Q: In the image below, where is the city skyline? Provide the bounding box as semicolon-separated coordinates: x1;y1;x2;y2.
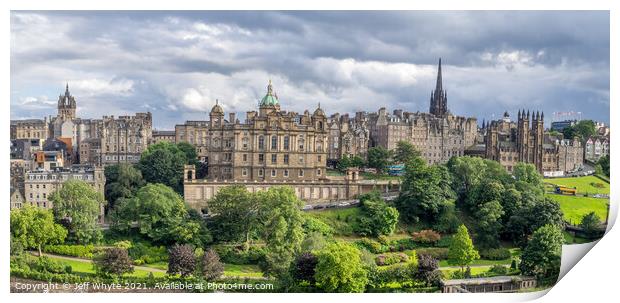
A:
11;11;610;129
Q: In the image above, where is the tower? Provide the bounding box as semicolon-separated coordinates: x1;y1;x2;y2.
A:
57;83;77;120
517;109;530;162
531;111;544;172
209;99;224;127
429;58;448;117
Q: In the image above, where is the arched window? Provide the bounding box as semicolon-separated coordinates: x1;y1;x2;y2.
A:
283;136;290;150
271;135;278;150
258;136;264;150
299;138;305;151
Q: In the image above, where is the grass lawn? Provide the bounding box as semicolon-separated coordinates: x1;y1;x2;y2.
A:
140;261;168;271
439;258;512;267
326;169;345;176
43;255;166;278
360;172;402;181
548;194;609;225
306;207;362;236
223;263;264;278
545;176;609;195
440;266;496;278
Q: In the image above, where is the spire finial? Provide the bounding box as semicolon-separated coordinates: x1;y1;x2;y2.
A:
65;82;70;95
267;79;273;95
435;58;443;93
318;102;321;109
216;99;219;105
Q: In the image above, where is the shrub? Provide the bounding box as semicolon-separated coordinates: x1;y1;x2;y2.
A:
113;240;133;250
449;270;465;279
33;256;66;274
94;247;134;277
43;244;95;259
489;264;508;275
415;254;441;287
303;217;334;236
65;265;73;274
479;248;511;260
355;238;386;254
168;244;196;278
213;245;266;265
375;252;409;266
411;230;441;245
416;248;449;260
128;242;168;264
201;249;224;281
377;235;390;245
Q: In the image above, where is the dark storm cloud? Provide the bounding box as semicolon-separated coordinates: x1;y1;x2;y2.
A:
10;11;609;128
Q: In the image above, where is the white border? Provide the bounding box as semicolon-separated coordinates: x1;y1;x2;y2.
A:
1;1;617;303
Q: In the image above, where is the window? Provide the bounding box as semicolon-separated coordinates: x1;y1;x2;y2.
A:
242;168;248;176
299;170;304;177
243;154;248;162
271;169;276;177
284;136;290;150
299;155;304;164
271;154;277;164
284;154;289;164
258;136;265;150
242;137;249;149
284;169;289;177
318;155;322;162
271;136;278;150
317;169;322;176
299;138;305;151
258;154;264;163
258;169;264;177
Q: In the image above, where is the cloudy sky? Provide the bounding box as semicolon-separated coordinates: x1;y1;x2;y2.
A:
11;11;609;129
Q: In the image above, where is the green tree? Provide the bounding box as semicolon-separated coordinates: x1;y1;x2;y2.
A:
111;183;210;246
137;142;187;194
177;141;198;165
355;199;399;237
104;163;145;211
93;247;134;277
336;155;352;172
580;212;602;238
519;224;563;283
395;156;452;224
257;186;305;278
563;120;596;142
10;206;67;256
207;185;260;248
367;146;392;173
598;155;610;177
50;180;105;244
350;155;365;168
393;140;420;164
314;242;368;293
448;225;480;273
506;197;564;246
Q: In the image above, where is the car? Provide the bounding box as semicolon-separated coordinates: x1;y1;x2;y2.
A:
337;202;351;207
302;205;314;210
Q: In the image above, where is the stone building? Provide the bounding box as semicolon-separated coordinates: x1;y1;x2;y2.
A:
98;113;152;165
485;110;583;174
326;113;370;166
366;59;477;165
176;81;328;182
23;165;105;219
10;118;48;142
42;84;153;166
151;130;177;144
585;137;609;162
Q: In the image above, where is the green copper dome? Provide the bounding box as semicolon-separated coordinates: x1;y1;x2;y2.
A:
259;80;280;107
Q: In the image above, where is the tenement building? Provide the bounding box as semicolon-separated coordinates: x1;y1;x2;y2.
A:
10;118;49;143
366;59;478;164
326;113;370;166
176;81;328;181
23;165;105;220
43;84;153;165
485;110;583;175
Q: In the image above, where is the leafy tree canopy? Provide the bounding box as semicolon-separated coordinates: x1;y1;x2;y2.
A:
314;241;368;293
50;179;105;244
10;206;67;256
